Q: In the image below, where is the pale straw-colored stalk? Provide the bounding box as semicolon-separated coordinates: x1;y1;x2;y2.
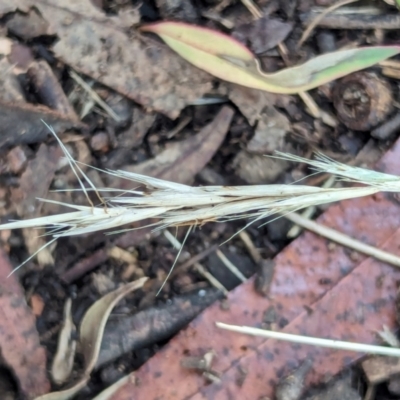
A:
216;322;400;357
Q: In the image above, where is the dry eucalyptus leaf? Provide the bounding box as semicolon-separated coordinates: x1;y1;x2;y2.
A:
2;0;212;119
51;299;76;385
114;106;234;187
80;277;148;374
34;277;147;400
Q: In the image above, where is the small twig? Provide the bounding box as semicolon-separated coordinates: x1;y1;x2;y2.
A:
301;9;400;30
69;70;121;122
163;230;228;294
239;230;261;264
297;91;337;127
364;384;377;400
284;212;400;269
166;116;192;139
215;249;247;282
170;244;220;278
216;322;400;357
298;0;359;48
240;0;263;19
193;262;229;296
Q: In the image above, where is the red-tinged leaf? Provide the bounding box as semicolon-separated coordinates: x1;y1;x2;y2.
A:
141;21;400;93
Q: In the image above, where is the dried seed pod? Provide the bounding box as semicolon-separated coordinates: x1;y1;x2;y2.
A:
332;72;393;131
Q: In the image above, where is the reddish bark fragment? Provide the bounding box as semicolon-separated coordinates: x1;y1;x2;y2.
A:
0;248;50;398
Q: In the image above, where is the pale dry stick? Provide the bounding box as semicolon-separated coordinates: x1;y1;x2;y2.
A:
379;59;400;69
157;227;192;295
310;5;383;15
68;81;96;120
284;212;400;268
216;322;400;357
107;246;137;264
192;262;229;296
364;384;377;400
163;229;185;251
166;115;192;139
201;10;235;29
170;244;220;279
240;0;262;18
298;0;360;48
287;175;336;238
69;70;121;122
80;98;96;119
163;230;229;295
238;230;261;264
215;249;247;282
379;59;400;80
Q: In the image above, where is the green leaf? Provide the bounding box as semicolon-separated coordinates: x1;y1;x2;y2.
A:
141;21;400;94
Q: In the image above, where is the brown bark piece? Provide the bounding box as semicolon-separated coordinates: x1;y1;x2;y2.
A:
11;144;62;217
0;101;83;149
116;106;235;186
232;16;293;54
108;138;400;399
0;248;50;398
27;61;78;119
7;0;212;119
10;144;62;265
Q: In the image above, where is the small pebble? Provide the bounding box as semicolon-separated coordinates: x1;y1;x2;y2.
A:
90;132;110;152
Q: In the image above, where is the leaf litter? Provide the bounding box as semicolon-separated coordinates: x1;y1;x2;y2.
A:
0;39;82;150
109;106;235;188
0;2;398;398
2;126;400;398
35;277;147;400
0;0;212;119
